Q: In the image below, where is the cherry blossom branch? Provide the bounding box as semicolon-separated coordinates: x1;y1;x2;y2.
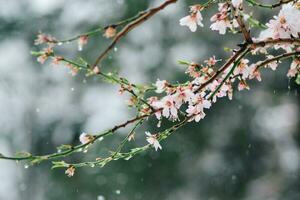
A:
253;38;300;47
92;0;177;68
31;51;152;106
208;49;251;99
255;51;300;71
2;0;300;177
36;10;150;46
8;35;300;168
195;45;249;93
0;112;154;163
54;115;190;171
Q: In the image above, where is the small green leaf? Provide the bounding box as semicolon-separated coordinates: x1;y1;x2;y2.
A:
51;161;69;169
30;51;44;56
224;47;232;52
177;60;190;66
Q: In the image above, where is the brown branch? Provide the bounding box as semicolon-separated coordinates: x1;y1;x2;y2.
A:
255;51;300;71
93;0;177;68
194;45;248;93
194;38;300;93
253;38;300;47
233;7;252;43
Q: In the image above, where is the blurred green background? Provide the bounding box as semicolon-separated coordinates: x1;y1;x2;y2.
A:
0;0;299;200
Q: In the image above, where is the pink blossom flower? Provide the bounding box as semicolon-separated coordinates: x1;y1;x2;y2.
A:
37;54;48;64
65;166;75;177
204;56;219;66
249;64;262;81
145;132;162;151
173;86;195;107
36;47;53;64
52;56;64;65
186;104;206;122
34;32;56;45
68;65;79;76
152;95;178;120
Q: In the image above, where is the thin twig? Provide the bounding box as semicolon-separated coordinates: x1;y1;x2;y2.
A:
245;0;295;9
93;0;177;68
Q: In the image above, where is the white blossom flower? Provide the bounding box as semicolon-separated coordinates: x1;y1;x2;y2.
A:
186;104;206;122
152;95;178;120
155;79;167;93
172;86;195;108
238;81;250;91
145;132;162;151
93;66;100;74
233;59;251;79
287;58;300;77
266;55;280;71
79;132;93;144
180;10;203;32
191;92;211;109
231;0;243;8
210;3;238;34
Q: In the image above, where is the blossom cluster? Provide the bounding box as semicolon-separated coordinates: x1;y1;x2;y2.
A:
257;4;300;41
180;2;239;34
139;2;300;151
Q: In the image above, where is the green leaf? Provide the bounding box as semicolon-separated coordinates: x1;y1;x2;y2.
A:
51;161;69;169
30;51;44;56
177;60;190;66
224;47;232;52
